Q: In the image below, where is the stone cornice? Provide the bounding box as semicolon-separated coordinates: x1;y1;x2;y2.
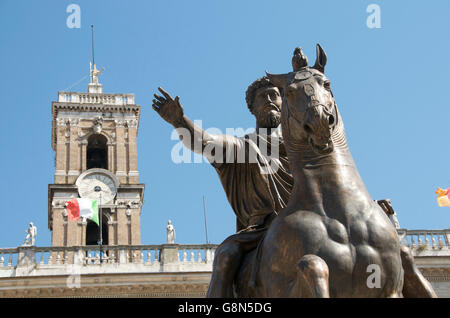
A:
51;102;141;150
53;102;141;113
0;272;211;298
48;184;77;230
48;183;146;230
418;267;450;281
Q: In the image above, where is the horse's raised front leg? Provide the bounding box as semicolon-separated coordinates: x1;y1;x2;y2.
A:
291;254;330;298
400;245;437;298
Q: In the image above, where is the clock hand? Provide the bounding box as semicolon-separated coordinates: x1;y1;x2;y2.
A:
85;189;96;195
83;188;100;197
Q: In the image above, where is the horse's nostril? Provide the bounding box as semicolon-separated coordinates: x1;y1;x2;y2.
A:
328;115;335;126
304;124;313;134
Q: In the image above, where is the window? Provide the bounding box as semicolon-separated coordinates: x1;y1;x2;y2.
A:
87;134;108;169
85;209;109;246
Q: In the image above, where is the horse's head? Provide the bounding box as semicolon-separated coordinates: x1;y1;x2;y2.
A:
267;44;338;155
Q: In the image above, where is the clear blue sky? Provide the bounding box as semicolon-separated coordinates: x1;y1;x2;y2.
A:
0;0;449;248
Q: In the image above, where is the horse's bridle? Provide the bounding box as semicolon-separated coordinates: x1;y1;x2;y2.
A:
284;70;336;130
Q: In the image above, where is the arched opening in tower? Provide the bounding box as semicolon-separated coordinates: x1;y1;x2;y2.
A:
85;211;109;246
87;134;108;169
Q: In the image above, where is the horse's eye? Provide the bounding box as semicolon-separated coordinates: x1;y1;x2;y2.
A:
324;81;331;90
286;85;296;96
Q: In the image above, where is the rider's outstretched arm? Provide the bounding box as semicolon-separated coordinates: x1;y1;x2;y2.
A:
152;87;238;166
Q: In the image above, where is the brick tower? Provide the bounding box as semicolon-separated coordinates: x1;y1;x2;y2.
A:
48;64;145;247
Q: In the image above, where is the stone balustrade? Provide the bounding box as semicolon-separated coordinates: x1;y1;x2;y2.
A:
0;244;218;278
397;229;450;256
1;229;448;278
57;91;135;105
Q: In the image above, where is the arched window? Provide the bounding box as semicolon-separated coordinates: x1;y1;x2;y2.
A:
85;210;109;246
87;134;108;169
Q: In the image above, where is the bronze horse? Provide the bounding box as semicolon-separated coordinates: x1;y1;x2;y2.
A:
234;45;435;297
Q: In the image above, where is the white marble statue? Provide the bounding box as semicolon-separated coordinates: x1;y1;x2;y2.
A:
90;63;104;85
23;222;37;246
166;220;175;244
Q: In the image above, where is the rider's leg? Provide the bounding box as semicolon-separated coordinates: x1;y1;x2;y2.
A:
293;254;330;298
400;245;437;298
207;238;243;297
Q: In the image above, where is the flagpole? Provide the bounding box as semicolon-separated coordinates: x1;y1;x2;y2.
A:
91;25;95;83
94;186;103;263
202;196;209;245
100;192;102;263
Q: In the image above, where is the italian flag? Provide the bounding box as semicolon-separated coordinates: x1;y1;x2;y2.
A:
66;198;99;225
435;187;450;207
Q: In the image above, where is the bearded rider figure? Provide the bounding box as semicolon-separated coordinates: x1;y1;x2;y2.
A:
152;76;293;297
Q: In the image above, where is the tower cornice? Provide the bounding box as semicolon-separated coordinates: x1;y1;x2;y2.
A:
51;99;141;151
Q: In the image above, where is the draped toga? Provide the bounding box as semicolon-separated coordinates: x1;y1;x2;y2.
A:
208;126;293;231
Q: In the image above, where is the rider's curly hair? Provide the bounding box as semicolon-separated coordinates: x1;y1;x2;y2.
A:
245;76;282;114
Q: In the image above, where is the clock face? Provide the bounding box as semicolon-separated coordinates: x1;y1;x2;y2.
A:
78;173;117;204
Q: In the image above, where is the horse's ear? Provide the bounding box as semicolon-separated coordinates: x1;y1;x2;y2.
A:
312;43;327;73
265;71;290;88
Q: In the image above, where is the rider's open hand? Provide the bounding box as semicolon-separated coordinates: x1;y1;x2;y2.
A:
152;87;184;126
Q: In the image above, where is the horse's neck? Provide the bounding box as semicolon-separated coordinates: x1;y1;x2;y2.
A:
286;137;374;219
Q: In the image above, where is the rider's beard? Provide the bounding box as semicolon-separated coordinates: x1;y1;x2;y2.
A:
257;110;281;129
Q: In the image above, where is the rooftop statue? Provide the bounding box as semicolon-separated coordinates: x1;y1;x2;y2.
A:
89;63;104;85
23;222;37;246
166;220;175;244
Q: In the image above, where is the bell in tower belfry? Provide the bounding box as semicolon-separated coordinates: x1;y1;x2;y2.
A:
48;57;145;248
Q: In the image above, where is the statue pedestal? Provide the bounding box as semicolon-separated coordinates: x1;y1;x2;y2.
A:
88;83;103;94
15;246;36;276
160;244;179;264
17;246;35;267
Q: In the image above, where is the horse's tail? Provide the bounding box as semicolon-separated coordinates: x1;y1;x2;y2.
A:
290;254;330;297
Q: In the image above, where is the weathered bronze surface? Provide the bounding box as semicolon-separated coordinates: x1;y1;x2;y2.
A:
232;44;436;297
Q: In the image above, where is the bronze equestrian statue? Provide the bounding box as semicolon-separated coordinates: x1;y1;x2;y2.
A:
232;44;436;297
152;44;435;297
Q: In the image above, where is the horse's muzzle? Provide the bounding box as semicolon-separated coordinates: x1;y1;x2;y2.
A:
303;104;335;153
304;104;334;136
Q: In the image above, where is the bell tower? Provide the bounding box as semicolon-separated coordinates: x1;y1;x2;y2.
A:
48;64;145;247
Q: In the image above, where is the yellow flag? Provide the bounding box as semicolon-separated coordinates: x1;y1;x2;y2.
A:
436;187;450;207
